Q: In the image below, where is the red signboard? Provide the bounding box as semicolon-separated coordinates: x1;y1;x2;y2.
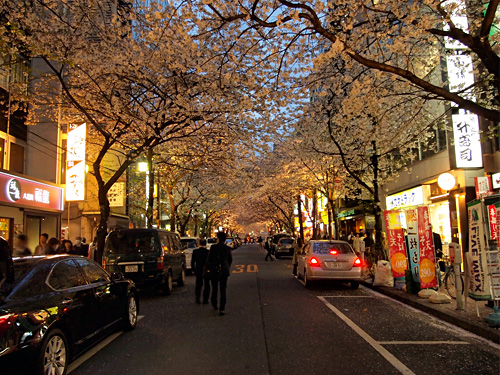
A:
0;171;64;212
384;210;407;278
475;176;493;199
488;204;498;240
417;206;437;289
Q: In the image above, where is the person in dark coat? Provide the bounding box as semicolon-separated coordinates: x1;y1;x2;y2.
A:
206;231;233;315
73;236;89;257
0;237;14;294
191;239;210;304
264;239;274;261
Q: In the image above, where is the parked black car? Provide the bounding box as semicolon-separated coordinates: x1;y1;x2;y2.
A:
102;229;186;295
0;250;138;375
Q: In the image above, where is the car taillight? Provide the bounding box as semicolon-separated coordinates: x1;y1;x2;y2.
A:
309;257;321;267
330;250;338;255
102;259;106;269
353;257;362;267
0;314;17;337
157;257;164;270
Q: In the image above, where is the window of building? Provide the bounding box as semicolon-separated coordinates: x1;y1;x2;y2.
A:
0;138;4;169
9;142;24;174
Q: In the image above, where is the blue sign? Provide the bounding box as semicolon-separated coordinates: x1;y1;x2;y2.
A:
407;234;420;282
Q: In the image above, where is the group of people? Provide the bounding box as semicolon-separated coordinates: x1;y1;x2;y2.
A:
190;231;232;316
13;233;90;257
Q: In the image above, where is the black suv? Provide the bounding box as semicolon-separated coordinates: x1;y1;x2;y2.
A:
103;229;186;295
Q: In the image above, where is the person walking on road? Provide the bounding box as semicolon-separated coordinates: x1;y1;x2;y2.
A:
191;239;210;304
205;231;232;316
292;237;303;275
258;236;264;251
264;239;274;261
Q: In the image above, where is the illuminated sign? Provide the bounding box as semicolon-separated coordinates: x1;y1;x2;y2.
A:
386;186;426;210
491;173;500;189
108;182;125;207
66;122;86;201
452;112;482;168
0;171;64;211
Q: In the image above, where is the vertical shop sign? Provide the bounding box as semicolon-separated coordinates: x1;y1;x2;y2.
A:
405;209;419;282
474;176;492;199
66;123;86;201
467;200;491;300
417;206;437;289
384;210;407;278
488;204;498;240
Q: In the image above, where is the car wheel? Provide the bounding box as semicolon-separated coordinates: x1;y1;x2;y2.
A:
123;292;138;331
37;328;68;375
177;268;186;287
304;269;313;288
351;281;360;289
160;271;173;295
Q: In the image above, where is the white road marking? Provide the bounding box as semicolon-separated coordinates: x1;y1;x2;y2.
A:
378;341;470;345
67;315;144;374
318;296;416;375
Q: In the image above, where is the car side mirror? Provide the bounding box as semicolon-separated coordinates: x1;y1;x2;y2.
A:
111;272;123;281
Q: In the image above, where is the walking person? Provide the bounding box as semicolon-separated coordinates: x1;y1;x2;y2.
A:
264;239;274;261
13;234;32;257
292;237;303;275
258;236;264;251
34;233;49;255
206;231;232;316
45;237;60;255
191;239;210;304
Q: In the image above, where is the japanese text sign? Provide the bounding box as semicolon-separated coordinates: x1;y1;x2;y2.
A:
66;123;86;201
417;206;437;289
384;210;407;278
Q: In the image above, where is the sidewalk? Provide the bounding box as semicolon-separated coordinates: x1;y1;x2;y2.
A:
362;281;500;344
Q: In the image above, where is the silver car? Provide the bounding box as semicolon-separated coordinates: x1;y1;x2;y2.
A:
297;240;363;289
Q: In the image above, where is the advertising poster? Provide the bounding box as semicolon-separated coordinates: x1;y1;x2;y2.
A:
405;209;419;282
66;122;86;201
489;204;498;241
384;210;407;278
467;200;491;300
417;206;437;289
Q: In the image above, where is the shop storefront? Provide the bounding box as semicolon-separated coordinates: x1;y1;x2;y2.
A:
337;206;375;236
0;170;64;250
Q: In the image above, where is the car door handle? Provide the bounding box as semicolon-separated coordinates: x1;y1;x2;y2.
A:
61;298;72;305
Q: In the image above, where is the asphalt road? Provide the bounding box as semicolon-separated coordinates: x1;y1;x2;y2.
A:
68;244;499;375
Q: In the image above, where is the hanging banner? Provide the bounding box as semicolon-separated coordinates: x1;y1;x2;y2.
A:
66;122;86;201
467;200;491;300
488;204;498;240
405;209;419;283
417;206;437;289
384;210;407;278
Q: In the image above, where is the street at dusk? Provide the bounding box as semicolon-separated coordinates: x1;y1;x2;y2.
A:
41;245;499;375
1;1;500;375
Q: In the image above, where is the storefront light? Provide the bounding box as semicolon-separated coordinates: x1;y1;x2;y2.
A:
438;173;456;191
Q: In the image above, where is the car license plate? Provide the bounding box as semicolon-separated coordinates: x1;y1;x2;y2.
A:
125;265;138;273
328;262;342;269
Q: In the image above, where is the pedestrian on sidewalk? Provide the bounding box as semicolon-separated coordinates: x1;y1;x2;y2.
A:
13;234;32;257
264;239;274;261
292;237;303;275
34;233;49;255
192;239;210;304
206;231;232;316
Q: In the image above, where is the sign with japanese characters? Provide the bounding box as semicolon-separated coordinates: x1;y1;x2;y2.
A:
108;182;125;207
66;122;86;201
405;209;419;282
452;112;482;168
467;200;491;300
0;171;64;212
384;210;407;278
417;206;437;289
386;186;426;210
475;176;492;199
488;204;498;240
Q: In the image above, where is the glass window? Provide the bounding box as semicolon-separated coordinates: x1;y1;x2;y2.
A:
106;230;156;254
75;258;110;284
313;242;353;254
9;142;24;174
48;260;87;290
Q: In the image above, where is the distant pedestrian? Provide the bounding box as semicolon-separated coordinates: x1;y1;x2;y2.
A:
45;238;60;255
13;234;32;257
34;233;49;255
191;239;210;304
258;236;263;250
292;238;303;275
58;239;73;254
264;239;274;261
205;231;233;316
73;236;89;257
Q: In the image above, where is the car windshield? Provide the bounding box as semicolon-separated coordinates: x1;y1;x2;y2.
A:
226;239;233;243
313;242;353;254
181;239;197;249
280;239;294;245
106;231;156;254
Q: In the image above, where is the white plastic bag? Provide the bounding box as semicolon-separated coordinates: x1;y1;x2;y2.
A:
373;260;394;287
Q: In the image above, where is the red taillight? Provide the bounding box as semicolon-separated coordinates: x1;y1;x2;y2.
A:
353;257;362;267
0;314;17;336
157;257;164;270
102;259;106;269
309;257;321;267
330;250;338;255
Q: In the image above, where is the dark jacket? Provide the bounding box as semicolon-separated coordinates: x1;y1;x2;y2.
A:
206;242;233;277
191;246;209;276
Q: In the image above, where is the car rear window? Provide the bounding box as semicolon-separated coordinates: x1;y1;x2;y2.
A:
106;231;156;254
280;239;294;245
181;239;197;249
313;242;353;254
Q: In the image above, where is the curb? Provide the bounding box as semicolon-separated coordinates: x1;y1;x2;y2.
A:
362;282;500;344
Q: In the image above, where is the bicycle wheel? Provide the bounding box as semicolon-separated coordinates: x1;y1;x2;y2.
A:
444;269;464;299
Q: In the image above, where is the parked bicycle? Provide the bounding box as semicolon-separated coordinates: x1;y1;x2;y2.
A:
438;255;464;299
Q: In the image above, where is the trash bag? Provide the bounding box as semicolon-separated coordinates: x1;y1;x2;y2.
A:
373;260;394;287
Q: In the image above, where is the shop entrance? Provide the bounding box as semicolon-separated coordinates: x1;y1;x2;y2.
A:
25;214;59;251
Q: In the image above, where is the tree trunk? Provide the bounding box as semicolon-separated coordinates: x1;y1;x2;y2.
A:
371;140;385;261
312;190;318;239
95;184;111;264
146;148;154;228
297;195;304;243
167;185;176;232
